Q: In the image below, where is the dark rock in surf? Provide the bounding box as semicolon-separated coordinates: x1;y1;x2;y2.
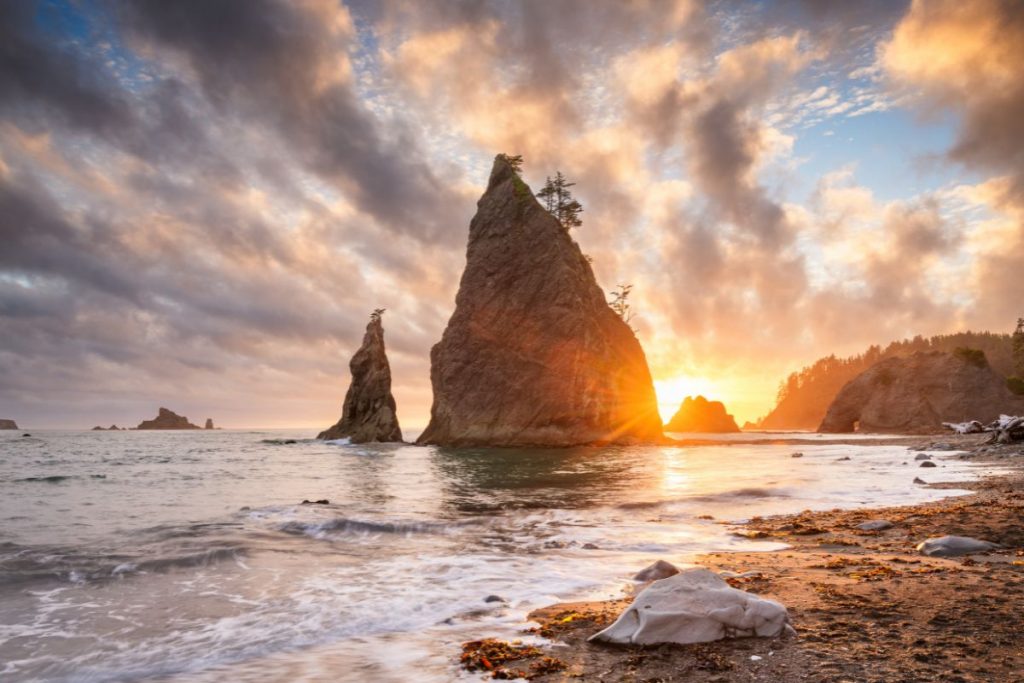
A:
205;418;214;430
919;460;937;468
634;559;680;582
301;499;330;505
416;155;663;447
665;396;740;433
317;315;403;443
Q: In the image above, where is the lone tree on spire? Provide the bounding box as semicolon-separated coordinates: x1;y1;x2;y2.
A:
536;171;583;230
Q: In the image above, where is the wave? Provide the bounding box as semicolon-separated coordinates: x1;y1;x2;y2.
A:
617;486;790;511
277;515;464;540
12;473;107;483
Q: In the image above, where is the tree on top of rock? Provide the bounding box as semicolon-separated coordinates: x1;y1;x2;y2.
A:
609;284;634;325
371;308;386;323
497;153;523;176
1014;317;1024;376
536;171;583;230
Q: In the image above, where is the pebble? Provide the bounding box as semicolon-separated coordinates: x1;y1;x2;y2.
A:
856;520;894;531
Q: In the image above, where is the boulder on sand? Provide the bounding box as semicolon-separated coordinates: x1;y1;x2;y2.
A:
318;313;402;443
0;419;18;430
917;535;1001;557
590;568;794;646
417;155;663;447
633;560;680;582
664;395;740;433
136;408;201;430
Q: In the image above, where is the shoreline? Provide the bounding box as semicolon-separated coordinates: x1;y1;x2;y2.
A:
460;434;1024;682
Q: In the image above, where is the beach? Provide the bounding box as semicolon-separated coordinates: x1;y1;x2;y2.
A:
484;435;1024;682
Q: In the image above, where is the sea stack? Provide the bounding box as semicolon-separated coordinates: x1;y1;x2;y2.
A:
664;396;740;433
136;408;201;430
0;419;17;430
317;312;403;443
416;154;663;447
205;418;214;430
819;350;1024;434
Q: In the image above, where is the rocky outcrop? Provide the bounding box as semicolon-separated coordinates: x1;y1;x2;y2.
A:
417;155;663;447
92;425;122;430
136;408;201;430
819;351;1024;434
204;418;214;430
0;419;17;430
664;395;740;433
317;315;402;443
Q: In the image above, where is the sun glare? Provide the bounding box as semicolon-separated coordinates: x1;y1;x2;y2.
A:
654;375;722;423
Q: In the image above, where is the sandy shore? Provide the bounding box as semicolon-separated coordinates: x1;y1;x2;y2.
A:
459;435;1024;682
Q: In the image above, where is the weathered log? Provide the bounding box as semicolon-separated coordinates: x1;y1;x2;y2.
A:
944;415;1024;443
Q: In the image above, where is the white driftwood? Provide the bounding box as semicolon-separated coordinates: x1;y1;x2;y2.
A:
943;415;1024;443
589;568;794;646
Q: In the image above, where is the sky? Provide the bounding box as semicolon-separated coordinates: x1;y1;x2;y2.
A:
1;0;1022;430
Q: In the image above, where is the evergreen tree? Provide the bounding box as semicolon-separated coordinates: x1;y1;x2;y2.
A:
608;284;634;324
498;153;523;175
1013;317;1024;376
536;171;583;230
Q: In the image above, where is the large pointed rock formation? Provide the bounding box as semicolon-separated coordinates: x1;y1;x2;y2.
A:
137;408;200;429
318;314;403;443
416;155;663;447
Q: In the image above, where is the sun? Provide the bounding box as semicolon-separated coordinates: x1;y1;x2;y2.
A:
653;375;722;423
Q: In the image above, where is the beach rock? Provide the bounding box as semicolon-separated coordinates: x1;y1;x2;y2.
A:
0;419;19;430
590;568;793;646
917;535;1001;557
664;396;740;433
818;351;1024;434
582;543;600;550
317;315;403;443
914;453;932;461
913;477;927;485
300;499;330;505
91;425;104;431
919;460;937;468
204;418;214;430
136;408;201;430
484;595;506;603
634;560;680;582
791;452;803;458
416;155;663;447
856;520;894;531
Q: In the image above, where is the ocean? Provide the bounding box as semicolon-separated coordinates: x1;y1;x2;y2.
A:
0;429;1003;682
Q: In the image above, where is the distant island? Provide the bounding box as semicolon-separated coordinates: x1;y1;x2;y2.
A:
0;419;18;430
753;325;1023;430
91;425;123;431
136;408;201;430
664;395;740;433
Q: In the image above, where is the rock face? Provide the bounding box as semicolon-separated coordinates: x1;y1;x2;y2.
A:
664;395;740;433
205;418;214;430
0;419;17;430
136;408;201;430
818;351;1024;434
317;316;402;443
590;568;793;646
416;156;663;447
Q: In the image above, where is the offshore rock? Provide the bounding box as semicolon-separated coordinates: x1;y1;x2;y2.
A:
317;317;402;443
417;155;663;447
0;419;18;430
205;418;214;430
664;395;740;433
136;407;201;430
818;351;1024;434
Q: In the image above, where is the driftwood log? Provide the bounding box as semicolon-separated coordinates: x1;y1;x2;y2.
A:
943;415;1024;444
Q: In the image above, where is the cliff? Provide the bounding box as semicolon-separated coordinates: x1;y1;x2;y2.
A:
317;316;403;443
136;408;201;430
664;395;740;433
416;155;663;447
818;351;1024;434
0;419;18;430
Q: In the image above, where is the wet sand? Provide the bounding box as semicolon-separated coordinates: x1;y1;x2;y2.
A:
460;435;1024;682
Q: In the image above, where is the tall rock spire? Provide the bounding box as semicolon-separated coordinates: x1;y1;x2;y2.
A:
417;154;663;447
318;313;403;443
